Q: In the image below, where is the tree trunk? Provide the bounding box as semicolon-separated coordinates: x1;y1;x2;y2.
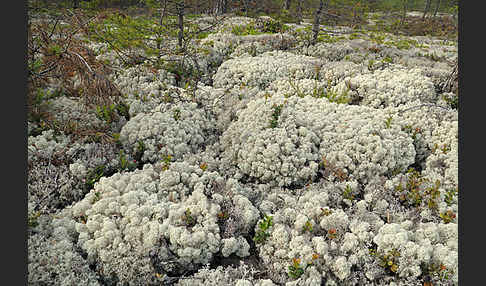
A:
433;0;441;17
157;0;168;52
422;0;431;20
284;0;291;10
296;0;302;24
215;0;228;15
222;0;228;14
312;0;324;46
242;0;249;16
177;1;184;49
401;0;409;25
73;0;79;9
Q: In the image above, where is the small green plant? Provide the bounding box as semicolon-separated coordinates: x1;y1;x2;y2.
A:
217;211;229;222
248;43;258;57
395;168;426;207
385;38;418;50
324;86;351;104
367;59;375;71
269;103;284;128
402;125;422;141
431;143;450;154
377;248;400;274
440;144;451;154
442;93;458;109
382;55;393;64
444;188;457;206
288;257;310;279
320;208;333;216
302;220;313;233
317;33;342;43
196;31;211;39
96;104;117;124
424;180;441;210
112;132;121;146
385;116;393;128
263;92;272;103
369;246;377;257
288;79;305;98
310;84;326;99
327;228;338;240
439;210;456;224
47;43;63;56
161;153;173;171
261;18;289;34
85;165;105;191
421;262;454;282
28;211;41;228
134;140;145;162
173;108;181;121
342;185;355;202
368;32;386;45
199;162;208;171
349;32;361;40
115;102;130;120
394;167;446;217
253;215;273;244
91;191;101;204
162;92;173;103
182;208;196;227
231;22;262;36
119;150;137;171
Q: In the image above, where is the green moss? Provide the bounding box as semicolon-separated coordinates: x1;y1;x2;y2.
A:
348;32;362;40
231;23;262;36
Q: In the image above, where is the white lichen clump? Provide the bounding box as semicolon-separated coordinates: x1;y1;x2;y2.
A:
213;51;322;93
28;215;100;285
373;221;458;283
222;94;415;187
341;66;437;108
255;183;385;284
120;102;216;163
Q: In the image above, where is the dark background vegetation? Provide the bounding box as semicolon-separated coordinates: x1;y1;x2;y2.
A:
27;0;459;130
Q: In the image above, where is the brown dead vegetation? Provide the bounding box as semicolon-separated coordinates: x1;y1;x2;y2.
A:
28;10;122;142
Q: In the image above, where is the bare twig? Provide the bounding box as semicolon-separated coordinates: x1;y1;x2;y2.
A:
397;103;450;114
71;51;94;74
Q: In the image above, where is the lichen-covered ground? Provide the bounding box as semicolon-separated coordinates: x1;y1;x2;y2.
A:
28;13;458;286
